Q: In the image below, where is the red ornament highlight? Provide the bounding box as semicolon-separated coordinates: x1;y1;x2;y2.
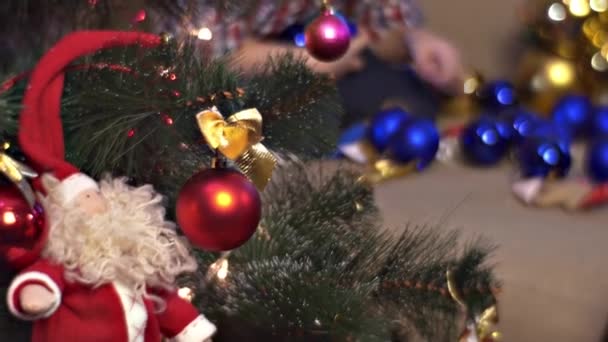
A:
0;184;47;270
176;168;261;252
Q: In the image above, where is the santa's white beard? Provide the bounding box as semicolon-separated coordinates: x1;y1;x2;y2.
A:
41;177;197;295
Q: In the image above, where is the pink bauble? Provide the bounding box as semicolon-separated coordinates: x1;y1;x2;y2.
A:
305;11;351;62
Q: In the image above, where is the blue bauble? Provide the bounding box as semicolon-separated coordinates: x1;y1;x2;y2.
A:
294;32;306;47
478;80;517;111
279;24;307;47
586;137;608;183
591;106;608;137
552;94;592;138
532;119;572;147
460;117;511;166
500;108;540;144
338;122;367;146
337;122;370;162
369;108;411;152
387;118;439;170
516;135;571;178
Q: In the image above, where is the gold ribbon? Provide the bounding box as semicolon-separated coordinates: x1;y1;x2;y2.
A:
339;132;417;184
355;158;417;184
447;269;502;342
0;152;38;207
196;108;276;191
446;269;467;309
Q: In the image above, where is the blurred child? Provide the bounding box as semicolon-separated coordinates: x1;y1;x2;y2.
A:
153;0;463;91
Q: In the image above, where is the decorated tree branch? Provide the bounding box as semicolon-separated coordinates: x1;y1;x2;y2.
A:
0;6;499;342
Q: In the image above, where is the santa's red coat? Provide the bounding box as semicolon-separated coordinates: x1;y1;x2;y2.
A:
7;259;216;342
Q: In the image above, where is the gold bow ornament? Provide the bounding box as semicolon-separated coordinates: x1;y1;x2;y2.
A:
196;107;277;191
0;147;38;207
447;269;502;342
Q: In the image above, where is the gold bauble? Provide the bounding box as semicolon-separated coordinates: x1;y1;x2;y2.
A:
580;24;608;104
515;51;585;115
528;0;590;59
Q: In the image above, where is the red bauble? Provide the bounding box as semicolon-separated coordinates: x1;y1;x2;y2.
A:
305;11;351;62
0;184;47;270
176;168;261;252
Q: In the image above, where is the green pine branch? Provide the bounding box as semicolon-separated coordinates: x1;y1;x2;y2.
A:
244;55;343;158
0;78;24;140
1;39;342;207
0;8;497;340
187;162;498;341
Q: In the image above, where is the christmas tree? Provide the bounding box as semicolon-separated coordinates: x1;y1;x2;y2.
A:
0;1;499;341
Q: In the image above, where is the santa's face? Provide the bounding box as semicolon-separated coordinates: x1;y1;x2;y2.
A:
73;189;108;215
41;177;196;291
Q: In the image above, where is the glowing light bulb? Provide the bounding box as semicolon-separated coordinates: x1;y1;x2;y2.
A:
3;211;17;225
354;201;364;212
546;60;575;87
162;113;174;125
132;9;146;23
463;77;480;95
215;191;233;208
569;0;591;17
216;259;229;280
206;252;232;281
548;3;567;21
591;51;608;71
591;0;608;12
2;141;10;150
196;27;213;41
178;287;194;302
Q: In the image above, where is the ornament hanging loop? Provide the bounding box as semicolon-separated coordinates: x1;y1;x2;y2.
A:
321;0;332;12
211;150;227;169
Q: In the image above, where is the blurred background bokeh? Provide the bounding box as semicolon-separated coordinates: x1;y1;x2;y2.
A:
421;0;523;79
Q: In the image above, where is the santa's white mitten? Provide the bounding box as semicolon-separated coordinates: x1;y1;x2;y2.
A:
19;284;57;315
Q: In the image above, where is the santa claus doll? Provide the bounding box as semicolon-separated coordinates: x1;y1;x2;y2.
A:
5;31;217;341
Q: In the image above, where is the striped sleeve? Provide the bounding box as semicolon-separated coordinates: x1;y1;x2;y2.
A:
346;0;424;31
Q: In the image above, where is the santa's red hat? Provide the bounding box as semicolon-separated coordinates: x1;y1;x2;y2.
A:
18;31;161;205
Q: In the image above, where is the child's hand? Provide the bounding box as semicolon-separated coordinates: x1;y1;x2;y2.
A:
305;30;370;79
20;284;57;316
406;28;464;94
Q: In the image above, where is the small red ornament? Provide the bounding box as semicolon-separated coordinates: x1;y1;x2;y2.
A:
305;11;351;62
0;184;47;270
176;168;261;252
